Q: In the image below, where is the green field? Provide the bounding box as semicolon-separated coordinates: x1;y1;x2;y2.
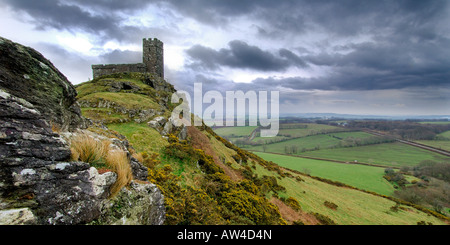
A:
438;130;450;139
247;131;379;153
248;134;341;152
252;123;345;142
299;142;450;167
415;140;450;152
252;156;448;225
213;126;258;138
255;152;395;196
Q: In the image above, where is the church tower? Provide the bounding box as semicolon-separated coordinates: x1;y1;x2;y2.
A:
143;38;164;78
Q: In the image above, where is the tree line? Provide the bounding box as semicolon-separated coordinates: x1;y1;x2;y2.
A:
345;120;450;140
387;160;450;216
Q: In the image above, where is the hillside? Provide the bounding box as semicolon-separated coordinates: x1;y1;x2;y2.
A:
75;72;449;225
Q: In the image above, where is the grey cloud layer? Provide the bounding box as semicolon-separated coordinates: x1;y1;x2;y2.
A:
185;41;308;72
3;0;449;93
6;1;449;42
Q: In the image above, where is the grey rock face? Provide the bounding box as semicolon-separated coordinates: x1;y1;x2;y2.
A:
147;116;187;140
147;116;167;133
0;208;37;225
0;36;89;131
94;181;165;225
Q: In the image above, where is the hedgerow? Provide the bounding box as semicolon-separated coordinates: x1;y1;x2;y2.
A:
311;212;337;225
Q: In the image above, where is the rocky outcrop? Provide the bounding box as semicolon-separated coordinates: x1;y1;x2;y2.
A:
0;37;88;131
93;181;165;225
143;74;174;93
148;116;187;140
0;37;165;225
0;87;108;224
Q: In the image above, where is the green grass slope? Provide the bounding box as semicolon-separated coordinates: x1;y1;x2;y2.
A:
252;161;447;225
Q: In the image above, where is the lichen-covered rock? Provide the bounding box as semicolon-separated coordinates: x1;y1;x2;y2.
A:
0;208;36;225
147;116;167;131
0;82;114;224
93;181;165;225
0;36;88;131
147;116;187;140
130;158;150;181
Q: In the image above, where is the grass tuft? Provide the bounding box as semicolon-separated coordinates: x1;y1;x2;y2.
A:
106;150;133;197
70;133;111;168
70;132;133;197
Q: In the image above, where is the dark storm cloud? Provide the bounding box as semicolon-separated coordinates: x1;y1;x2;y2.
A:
158;0;449;36
186;40;307;72
245;62;450;92
4;0;118;32
302;37;450;90
3;0;449;92
5;0;449;40
1;0;157;44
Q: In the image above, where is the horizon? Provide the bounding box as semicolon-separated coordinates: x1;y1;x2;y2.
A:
1;0;449;116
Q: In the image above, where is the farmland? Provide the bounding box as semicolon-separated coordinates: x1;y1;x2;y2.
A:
213;118;450;219
246;131;386;155
255;152;395;196
213;121;450;168
251;156;448;225
415;140;450;152
213;126;258;138
300;142;450;168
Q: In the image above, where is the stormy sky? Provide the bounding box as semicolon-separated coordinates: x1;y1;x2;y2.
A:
1;0;449;116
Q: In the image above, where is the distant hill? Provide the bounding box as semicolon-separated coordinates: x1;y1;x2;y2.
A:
282;113;450;121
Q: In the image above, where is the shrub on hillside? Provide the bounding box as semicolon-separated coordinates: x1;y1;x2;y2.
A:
324;201;338;210
221;189;286;225
285;197;302;211
311;212;337;225
134;151;161;168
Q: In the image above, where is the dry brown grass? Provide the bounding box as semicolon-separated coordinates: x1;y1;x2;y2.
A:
70;132;133;197
106;150;133;197
70;133;111;166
